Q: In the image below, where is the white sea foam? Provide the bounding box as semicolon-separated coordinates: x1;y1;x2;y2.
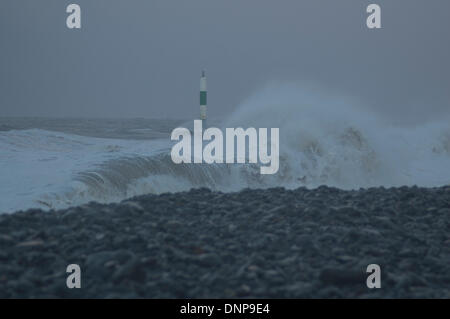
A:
1;84;449;213
223;83;450;189
0;129;169;213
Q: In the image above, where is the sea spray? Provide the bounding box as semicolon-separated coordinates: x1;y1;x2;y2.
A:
1;84;449;212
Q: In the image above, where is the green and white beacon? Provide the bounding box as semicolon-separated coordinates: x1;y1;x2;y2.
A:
200;70;207;128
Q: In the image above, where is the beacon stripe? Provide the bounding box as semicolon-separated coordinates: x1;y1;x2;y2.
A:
200;91;207;106
200;77;207;91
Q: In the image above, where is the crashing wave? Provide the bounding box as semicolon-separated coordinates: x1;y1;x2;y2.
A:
1;83;449;212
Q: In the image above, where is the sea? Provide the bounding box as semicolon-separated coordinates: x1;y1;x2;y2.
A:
1;85;449;213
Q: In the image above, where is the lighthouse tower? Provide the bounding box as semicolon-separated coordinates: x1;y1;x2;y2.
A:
200;70;207;128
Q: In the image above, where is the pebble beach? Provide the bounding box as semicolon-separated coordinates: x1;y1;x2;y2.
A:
0;186;449;298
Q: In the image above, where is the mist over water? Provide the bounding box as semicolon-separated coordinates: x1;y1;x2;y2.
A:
1;84;449;213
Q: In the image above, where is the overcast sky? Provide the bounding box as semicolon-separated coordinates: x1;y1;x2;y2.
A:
0;0;449;123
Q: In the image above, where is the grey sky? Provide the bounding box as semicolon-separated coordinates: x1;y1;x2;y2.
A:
0;0;449;123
